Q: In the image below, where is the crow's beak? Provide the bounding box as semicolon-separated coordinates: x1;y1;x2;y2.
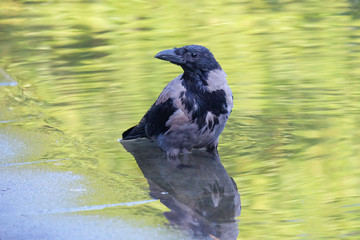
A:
155;48;185;65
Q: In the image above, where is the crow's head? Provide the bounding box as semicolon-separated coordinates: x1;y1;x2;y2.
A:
155;45;221;74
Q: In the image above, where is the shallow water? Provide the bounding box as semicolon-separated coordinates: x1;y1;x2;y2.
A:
1;0;360;239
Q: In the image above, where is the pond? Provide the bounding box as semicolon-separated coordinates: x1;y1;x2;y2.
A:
1;0;360;239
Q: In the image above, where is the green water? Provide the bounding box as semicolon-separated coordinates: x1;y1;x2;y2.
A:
1;0;360;239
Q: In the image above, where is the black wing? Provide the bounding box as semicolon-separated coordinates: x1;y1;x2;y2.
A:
122;98;177;140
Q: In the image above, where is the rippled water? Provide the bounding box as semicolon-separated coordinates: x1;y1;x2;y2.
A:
1;0;360;239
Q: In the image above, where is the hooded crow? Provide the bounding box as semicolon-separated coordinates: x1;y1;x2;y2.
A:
122;45;233;157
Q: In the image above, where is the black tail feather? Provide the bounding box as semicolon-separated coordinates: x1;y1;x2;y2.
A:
122;124;146;140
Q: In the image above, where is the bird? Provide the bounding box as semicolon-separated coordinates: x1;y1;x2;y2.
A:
122;45;233;157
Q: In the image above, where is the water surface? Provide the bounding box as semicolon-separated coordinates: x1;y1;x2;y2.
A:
1;0;360;239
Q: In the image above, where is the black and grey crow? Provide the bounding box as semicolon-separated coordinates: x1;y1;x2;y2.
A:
122;45;233;157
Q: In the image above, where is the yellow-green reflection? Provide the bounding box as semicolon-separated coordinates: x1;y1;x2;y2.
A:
1;0;360;239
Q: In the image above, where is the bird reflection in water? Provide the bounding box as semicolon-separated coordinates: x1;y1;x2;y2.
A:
121;139;241;240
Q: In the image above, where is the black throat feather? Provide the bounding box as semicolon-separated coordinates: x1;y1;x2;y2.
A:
181;70;209;93
180;70;228;130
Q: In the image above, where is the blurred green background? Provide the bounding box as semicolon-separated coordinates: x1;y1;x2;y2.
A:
1;0;360;239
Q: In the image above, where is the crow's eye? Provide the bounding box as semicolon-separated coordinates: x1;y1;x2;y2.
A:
191;52;198;58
